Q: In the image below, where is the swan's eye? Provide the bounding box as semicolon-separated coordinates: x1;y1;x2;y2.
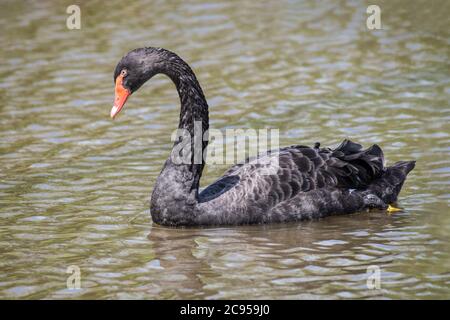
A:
120;69;128;77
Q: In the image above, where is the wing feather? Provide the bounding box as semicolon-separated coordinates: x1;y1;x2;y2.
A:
199;139;385;210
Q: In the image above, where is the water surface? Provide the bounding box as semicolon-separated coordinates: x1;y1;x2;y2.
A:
0;0;449;299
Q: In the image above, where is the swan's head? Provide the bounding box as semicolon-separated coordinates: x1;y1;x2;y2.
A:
111;47;170;119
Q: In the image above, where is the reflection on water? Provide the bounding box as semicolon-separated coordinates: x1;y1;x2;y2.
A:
0;0;449;299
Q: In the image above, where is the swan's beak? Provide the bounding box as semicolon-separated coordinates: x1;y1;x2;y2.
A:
111;74;131;119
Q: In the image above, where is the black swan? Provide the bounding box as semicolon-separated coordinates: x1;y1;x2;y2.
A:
110;47;415;226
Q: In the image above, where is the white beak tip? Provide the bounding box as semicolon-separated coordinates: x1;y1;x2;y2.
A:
110;105;119;119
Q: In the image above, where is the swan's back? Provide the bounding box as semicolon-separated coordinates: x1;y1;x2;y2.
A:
197;139;414;224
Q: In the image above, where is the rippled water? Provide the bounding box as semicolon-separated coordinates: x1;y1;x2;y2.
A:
0;0;449;299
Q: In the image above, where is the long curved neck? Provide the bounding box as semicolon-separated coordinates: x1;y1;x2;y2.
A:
167;55;210;193
150;51;209;223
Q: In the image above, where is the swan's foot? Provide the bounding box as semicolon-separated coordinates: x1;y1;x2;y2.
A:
387;204;402;214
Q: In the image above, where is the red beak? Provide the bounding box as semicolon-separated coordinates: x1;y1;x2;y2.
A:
111;74;131;119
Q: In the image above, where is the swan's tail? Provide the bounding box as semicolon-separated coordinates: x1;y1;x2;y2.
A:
361;160;415;208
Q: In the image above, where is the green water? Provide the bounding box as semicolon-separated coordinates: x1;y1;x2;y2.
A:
0;0;449;299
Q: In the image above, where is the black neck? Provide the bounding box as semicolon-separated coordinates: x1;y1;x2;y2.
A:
165;53;209;184
149;51;209;222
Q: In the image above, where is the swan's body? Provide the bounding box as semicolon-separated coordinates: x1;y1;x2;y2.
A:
111;47;415;226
